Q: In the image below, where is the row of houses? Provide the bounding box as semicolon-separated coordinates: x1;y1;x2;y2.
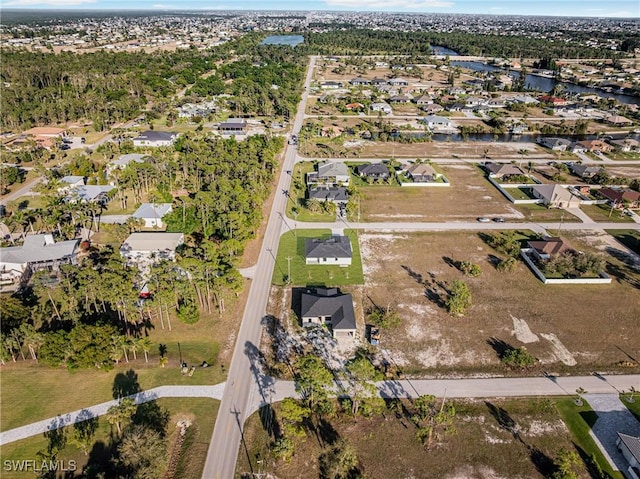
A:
540;137;640;153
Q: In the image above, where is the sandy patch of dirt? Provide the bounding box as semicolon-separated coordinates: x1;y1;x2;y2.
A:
525;419;568;436
446;466;513;479
540;333;577;366
510;314;539;344
359;233;408;276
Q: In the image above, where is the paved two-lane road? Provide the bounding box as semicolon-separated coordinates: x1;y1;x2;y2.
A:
201;56;317;479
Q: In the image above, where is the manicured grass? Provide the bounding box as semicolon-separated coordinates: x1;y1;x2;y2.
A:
605;229;640;255
272;229;364;286
555;398;624;479
0;398;218;479
620;394;640;422
514;203;581;222
506;186;537;200
581;204;634;223
285;162;336;223
1;340;222;431
11;195;48;210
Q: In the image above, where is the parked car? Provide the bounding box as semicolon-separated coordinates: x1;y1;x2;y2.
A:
477;217;491;223
492;217;505;223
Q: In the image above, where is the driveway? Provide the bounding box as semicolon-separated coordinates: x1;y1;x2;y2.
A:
584;393;640;472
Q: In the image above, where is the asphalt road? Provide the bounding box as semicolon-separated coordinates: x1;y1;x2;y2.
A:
201;56;317;479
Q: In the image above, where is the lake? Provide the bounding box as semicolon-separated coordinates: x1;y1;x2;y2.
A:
261;35;304;46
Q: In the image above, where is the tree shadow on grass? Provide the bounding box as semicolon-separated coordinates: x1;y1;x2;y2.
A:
112;369;141;399
486;337;513;361
259;404;281;440
132;401;170;437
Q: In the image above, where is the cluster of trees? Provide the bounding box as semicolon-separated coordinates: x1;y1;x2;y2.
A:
270;349;457;475
0;164;22;194
304;29;617;59
445;279;472;316
541;251;606;278
1;132;283;366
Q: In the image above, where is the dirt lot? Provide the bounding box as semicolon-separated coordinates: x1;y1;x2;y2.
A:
358;164;546;222
238;397;586;479
358;231;640;376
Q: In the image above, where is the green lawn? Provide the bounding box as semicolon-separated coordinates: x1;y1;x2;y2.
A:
606;229;640;255
0;398;218;479
272;229;364;286
513;203;581;222
506;186;537;200
1;340;222;431
555;398;624;479
620;393;640;422
581;204;635;223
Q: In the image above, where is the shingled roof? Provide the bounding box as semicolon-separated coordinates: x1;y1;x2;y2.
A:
300;288;356;331
305;236;352;260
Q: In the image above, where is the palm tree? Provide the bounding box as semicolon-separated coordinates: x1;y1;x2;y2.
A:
159;355;168;368
128;337;140;361
139;337;152;363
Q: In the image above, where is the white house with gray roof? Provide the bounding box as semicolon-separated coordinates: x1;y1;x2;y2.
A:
617;433;640;479
120;232;184;272
0;234;79;292
305;236;352;266
106;154;151;182
306;161;350;187
300;287;357;340
133;131;178;148
132;203;173;229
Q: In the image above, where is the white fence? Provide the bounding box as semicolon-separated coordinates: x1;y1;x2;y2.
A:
520;249;612;285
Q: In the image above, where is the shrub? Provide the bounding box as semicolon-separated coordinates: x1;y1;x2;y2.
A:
501;347;536;368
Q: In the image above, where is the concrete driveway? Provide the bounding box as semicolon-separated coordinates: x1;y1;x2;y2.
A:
584;393;640;472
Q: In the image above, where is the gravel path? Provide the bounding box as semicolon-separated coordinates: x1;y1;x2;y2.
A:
584;393;640;472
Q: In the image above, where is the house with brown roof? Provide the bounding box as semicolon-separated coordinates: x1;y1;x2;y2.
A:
608;138;640;152
599;188;640;208
404;163;440;183
576;140;613;153
604;115;633;127
484;162;525;179
531;184;582;208
527;237;571;261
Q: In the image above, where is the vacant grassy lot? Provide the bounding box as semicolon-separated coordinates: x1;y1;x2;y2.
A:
606;229;640;255
237;397;591;479
513;203;580;223
0;398;218;479
581;203;635;223
359;231;640;375
272;229;364;286
359;164;519;222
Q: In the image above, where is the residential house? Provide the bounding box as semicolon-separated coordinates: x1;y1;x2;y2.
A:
608;138;640;152
616;433;640;479
320;125;344;138
570;163;603;178
218;118;247;134
604;115;633;127
60;175;85;188
132;203;173;228
569;142;588;153
0;234;79;292
24;127;66;138
422;115;452;130
345;102;365;111
307;161;350;187
599;188;640;208
355;163;390;181
349;77;370;86
510;95;540;105
106;154;150;180
389;78;409;87
576;140;613;153
120;232;184;271
320;81;343;89
527;237;572;261
404;163;440;182
300;287;357;340
370;102;392;114
370;77;387;86
305;236;352;266
539;96;569;106
531;184;582;208
133;131;178;148
414;95;433;106
484;162;526;179
465;96;485;108
539;137;572;151
389;94;412;104
308;186;348;204
422;104;445;114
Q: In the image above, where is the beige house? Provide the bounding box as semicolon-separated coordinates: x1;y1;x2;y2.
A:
532;184;582;208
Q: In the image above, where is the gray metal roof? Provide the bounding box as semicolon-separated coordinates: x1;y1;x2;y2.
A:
305;236;352;259
0;234;78;265
318;161;348;178
134;131;177;142
132;203;173;220
120;232;184;253
300;289;356;330
618;433;640;463
111;154;150;167
308;187;348;202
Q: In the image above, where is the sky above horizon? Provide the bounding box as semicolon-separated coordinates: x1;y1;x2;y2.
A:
1;0;639;18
